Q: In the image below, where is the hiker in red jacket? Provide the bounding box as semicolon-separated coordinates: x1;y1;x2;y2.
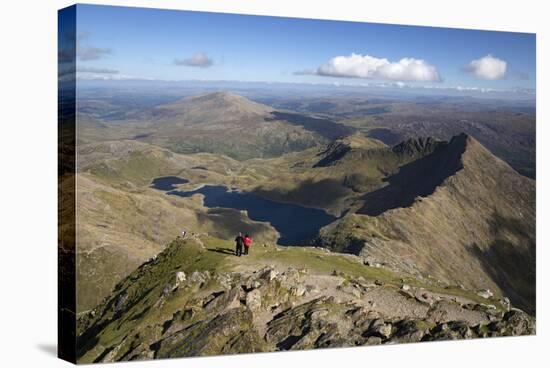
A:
243;234;253;255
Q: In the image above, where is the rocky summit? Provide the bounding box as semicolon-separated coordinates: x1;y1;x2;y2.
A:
76;237;534;363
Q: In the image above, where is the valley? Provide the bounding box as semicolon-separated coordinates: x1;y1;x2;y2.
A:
72;88;536;360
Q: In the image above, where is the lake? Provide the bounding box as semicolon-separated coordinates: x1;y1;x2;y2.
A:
150;176;189;191
151;179;336;245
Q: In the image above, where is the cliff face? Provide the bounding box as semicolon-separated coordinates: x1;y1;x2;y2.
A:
76;237;534;363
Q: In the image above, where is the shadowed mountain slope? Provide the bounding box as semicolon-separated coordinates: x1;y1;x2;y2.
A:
318;134;535;314
267;111;355;140
359;134;464;216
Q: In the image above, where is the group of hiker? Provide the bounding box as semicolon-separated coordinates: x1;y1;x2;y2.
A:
180;229;253;257
234;232;253;257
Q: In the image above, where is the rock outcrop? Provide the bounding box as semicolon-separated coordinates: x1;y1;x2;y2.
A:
76;238;535;363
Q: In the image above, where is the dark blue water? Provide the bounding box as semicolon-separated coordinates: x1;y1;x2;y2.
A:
155;183;336;246
150;176;189;191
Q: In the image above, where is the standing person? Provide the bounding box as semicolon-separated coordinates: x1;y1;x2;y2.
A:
243;234;253;255
235;232;244;257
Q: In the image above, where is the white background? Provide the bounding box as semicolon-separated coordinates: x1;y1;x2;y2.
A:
0;0;547;366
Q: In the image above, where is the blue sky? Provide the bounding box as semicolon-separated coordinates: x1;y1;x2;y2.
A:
70;4;536;92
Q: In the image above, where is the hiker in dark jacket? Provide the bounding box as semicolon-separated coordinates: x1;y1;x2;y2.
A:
243;234;253;255
235;232;244;257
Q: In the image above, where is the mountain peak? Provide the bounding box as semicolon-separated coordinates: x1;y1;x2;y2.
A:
161;91;273;117
195;91;247;103
392;136;443;157
314;133;387;167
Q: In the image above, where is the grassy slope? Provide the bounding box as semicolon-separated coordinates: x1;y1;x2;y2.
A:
75;140;284;311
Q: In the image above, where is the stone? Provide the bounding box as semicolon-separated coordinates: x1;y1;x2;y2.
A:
259;267;279;282
290;285;306;297
427;321;474;341
365;336;382;345
244;277;262;290
189;271;210;285
501;297;511;311
114;293;128;313
433;323;449;333
477;289;493;299
204;287;241;312
246;289;262;311
401;284;411;291
390;320;429;343
175;271;186;283
374;323;392;339
501;310;536;335
216;273;233;290
369;319;392;338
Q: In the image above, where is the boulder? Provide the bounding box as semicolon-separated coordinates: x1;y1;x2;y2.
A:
501;297;511;311
365;336;382;345
307;285;321;295
369;319;393;339
175;271;186;283
428;321;473;340
259;267;279;282
204;287;242;312
189;271;210;285
114;293;128;313
476;289;494;299
290;285;307;297
501;309;536;335
390;320;430;343
246;289;262;311
215;273;233;290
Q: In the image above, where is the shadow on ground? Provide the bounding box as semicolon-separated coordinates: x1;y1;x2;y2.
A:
207;247;236;256
468;213;536;315
359;135;465;216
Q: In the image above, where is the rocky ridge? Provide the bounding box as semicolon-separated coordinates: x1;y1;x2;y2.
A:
76;237;535;363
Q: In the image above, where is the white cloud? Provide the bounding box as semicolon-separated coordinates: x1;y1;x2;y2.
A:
464;55;507;80
301;53;441;82
174;52;213;68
